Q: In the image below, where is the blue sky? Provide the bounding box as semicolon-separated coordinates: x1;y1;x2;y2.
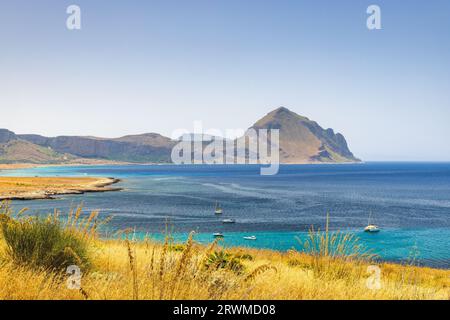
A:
0;0;449;161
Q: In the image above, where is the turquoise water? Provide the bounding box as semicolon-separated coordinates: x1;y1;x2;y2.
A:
2;163;450;268
130;228;449;267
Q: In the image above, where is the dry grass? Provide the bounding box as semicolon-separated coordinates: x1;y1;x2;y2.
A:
0;205;448;300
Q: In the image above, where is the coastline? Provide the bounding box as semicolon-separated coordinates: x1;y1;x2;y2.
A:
1;162;449;270
0;160;131;171
0;176;122;201
0;160;364;172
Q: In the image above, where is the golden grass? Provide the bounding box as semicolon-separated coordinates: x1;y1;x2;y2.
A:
0;236;449;300
0;205;448;300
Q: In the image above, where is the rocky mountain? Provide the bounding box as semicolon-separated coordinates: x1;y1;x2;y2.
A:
250;107;359;163
1;107;359;164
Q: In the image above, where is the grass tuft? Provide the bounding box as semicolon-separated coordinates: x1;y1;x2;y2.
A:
0;201;106;273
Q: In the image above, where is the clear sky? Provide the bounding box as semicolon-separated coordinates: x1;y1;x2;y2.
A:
0;0;449;161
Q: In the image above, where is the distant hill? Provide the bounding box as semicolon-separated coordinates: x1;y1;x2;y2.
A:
1;107;360;164
18;133;175;163
0;129;75;164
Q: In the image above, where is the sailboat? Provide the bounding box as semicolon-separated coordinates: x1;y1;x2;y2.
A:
214;202;223;215
222;219;235;224
364;212;380;233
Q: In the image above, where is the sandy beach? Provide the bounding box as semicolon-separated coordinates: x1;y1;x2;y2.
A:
0;176;121;200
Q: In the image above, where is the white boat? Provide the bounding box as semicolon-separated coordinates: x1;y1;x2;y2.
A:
364;225;380;233
213;233;224;238
222;219;235;224
243;236;257;240
364;212;380;233
214;202;223;215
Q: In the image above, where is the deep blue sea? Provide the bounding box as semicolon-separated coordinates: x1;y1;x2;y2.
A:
2;162;449;268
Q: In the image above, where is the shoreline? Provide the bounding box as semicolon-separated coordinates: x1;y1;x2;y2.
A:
0;177;122;201
7;161;450;172
0;161;364;172
0;161;131;171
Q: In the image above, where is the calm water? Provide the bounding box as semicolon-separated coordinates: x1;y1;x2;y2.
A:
2;162;450;268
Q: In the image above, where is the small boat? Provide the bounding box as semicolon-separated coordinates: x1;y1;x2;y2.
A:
214;202;223;215
364;225;380;233
243;236;257;240
213;233;224;238
364;212;380;233
222;219;235;224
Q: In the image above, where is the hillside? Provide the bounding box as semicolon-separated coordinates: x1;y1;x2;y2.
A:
0;129;75;164
1;107;360;164
18;133;175;163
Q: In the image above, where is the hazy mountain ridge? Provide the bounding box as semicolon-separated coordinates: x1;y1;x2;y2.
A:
0;129;76;164
17;133;175;163
1;107;360;164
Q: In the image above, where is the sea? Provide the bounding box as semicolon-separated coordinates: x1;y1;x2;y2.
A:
1;162;449;268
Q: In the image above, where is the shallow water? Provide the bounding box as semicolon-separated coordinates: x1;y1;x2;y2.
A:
2;162;450;268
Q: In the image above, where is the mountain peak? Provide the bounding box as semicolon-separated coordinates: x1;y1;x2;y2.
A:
265;107;310;122
253;107;309;129
273;106;290;114
250;107;359;164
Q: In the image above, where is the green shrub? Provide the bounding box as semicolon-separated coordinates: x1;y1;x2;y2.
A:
1;216;90;272
0;202;95;272
204;251;245;274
